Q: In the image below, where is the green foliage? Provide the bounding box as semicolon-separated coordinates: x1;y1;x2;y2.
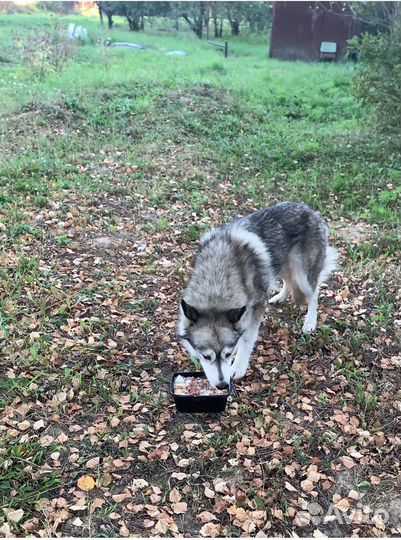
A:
37;2;76;15
13;24;76;79
352;23;401;131
0;12;400;230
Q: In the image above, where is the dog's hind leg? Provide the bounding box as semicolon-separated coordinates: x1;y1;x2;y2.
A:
268;280;290;304
302;290;318;333
287;251;320;333
302;245;338;333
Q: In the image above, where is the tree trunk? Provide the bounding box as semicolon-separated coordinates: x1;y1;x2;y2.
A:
197;17;203;39
97;2;103;25
213;16;218;37
218;19;223;38
182;14;203;39
127;16;141;31
107;13;113;29
231;20;240;35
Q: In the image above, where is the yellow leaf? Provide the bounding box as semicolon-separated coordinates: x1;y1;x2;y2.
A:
334;498;350;512
77;475;95;491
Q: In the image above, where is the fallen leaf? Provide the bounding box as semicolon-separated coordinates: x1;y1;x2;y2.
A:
86;457;100;469
348;490;360;500
197;511;218;523
70;502;87;511
112;493;127;503
169;488;181;503
98;473;112;487
3;508;24;523
33;420;45;431
131;478;149;493
58;433;68;443
171;472;187;480
301;479;315;493
21;518;39;532
17;420;30;431
119;525;130;537
172;502;187;514
200;522;221;537
341;456;356;469
91;498;105;510
334;498;350;512
313;529;328;538
77;475;95;491
0;523;14;537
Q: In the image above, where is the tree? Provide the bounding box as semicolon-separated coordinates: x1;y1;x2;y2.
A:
222;2;272;36
97;1;125;29
209;2;225;38
350;1;400;33
351;2;401;131
223;1;244;35
173;1;206;38
245;2;272;33
124;2;170;31
98;1;170;32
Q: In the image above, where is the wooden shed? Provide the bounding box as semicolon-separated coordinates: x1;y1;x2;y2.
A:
269;1;364;62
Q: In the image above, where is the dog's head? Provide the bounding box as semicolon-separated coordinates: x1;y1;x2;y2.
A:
178;299;246;388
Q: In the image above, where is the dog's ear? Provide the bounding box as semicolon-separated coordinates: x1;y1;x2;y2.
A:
226;306;247;324
181;299;200;323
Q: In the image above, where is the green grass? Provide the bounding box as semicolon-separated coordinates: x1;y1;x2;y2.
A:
0;10;400;539
1;13;400;226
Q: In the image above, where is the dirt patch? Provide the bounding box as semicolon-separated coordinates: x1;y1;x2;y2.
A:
332;222;376;244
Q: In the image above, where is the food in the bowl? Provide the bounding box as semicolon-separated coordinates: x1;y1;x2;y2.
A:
174;375;228;396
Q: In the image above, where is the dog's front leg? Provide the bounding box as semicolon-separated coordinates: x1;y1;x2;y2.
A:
232;323;260;380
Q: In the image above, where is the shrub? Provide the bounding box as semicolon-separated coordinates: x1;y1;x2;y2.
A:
352;23;401;131
14;25;76;79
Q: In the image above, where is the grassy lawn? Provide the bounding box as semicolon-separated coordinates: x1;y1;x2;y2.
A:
0;11;401;538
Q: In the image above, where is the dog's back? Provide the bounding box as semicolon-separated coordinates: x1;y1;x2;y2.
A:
183;226;272;314
235;202;329;279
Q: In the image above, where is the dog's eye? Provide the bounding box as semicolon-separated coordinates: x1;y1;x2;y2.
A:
203;354;212;361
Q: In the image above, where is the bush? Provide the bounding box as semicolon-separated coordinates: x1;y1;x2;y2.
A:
14;26;76;79
352;24;401;131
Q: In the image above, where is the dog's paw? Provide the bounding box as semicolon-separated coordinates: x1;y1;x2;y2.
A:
232;362;248;380
302;320;317;334
268;292;287;304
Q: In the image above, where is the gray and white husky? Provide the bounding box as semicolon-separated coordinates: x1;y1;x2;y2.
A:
178;202;338;389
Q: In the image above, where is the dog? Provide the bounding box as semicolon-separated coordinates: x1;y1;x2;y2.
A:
178;202;338;389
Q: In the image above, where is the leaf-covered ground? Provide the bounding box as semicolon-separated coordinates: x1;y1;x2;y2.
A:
1;15;401;538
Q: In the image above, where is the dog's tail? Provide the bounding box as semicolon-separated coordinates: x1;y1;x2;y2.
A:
318;245;339;286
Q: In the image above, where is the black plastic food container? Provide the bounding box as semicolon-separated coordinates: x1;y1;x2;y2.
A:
171;371;233;413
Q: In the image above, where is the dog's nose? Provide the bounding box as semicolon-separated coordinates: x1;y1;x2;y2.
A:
216;382;229;390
